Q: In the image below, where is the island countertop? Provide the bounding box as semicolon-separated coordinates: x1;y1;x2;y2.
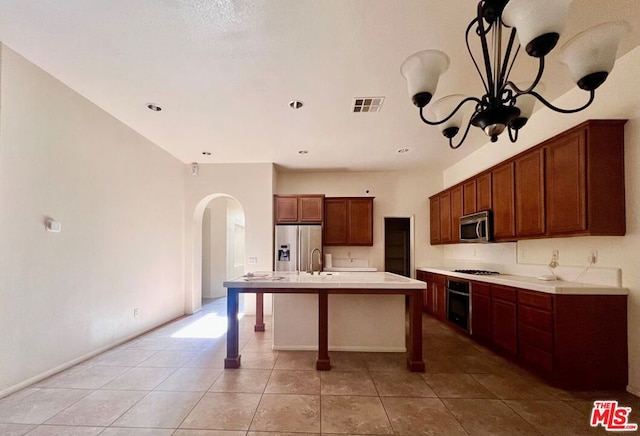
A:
224;271;426;290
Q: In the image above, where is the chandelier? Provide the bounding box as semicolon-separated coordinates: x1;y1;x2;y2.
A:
400;0;630;149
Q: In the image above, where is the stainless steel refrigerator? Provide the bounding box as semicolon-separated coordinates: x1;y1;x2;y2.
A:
274;225;322;273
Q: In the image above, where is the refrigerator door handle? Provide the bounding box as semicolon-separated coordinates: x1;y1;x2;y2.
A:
296;227;301;272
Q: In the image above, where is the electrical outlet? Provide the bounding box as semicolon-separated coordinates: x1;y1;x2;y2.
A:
134;308;139;318
589;250;598;264
248;257;258;264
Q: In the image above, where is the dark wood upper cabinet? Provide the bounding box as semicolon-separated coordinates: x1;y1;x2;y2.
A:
450;186;463;243
546;120;626;236
274;195;324;224
439;191;452;243
347;198;374;245
492;162;516;241
476;172;492;211
463;179;477;215
429;196;441;245
427;120;625;245
299;196;324;222
324;197;373;246
515;148;546;237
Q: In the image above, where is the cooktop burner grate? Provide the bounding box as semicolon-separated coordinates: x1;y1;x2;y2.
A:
453;269;500;275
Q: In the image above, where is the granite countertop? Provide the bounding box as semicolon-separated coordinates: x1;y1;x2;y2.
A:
224;271;425;290
416;266;628;295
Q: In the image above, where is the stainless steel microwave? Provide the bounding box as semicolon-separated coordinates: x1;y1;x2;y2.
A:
459;210;492;243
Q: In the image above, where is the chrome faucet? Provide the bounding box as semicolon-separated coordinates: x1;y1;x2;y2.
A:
309;248;322;274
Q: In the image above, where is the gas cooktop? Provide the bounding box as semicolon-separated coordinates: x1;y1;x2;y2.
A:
453;269;500;275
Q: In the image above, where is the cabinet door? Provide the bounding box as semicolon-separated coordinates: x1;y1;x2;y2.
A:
476;173;492;211
348;198;373;245
429;196;441;245
274;196;298;223
463;179;477;215
546;130;587;235
299;196;324;222
491;285;518;355
435;275;447;320
440;191;452;243
515;149;545;237
471;281;491;343
492;163;515;240
323;199;348;245
450;186;463;243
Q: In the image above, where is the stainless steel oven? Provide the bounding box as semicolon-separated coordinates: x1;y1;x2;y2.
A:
447;279;470;331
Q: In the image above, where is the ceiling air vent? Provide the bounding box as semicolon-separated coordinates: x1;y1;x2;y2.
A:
352;97;384;113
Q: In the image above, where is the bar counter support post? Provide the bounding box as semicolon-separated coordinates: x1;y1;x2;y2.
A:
316;291;331;370
255;292;265;332
224;288;241;368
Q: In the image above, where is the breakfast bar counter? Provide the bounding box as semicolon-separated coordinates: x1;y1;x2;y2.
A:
223;271;426;372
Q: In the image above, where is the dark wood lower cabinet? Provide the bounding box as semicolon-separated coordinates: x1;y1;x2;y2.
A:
470;282;491;344
416;271;446;321
490;285;518;356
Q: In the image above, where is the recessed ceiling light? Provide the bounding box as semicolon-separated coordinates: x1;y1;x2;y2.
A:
202;151;212;156
398;148;410;154
298;150;308;154
146;103;162;112
289;100;304;109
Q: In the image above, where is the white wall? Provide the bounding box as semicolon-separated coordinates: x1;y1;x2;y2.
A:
441;47;640;395
276;167;444;274
0;45;186;396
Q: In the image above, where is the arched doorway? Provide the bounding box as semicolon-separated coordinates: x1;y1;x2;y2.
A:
190;193;246;313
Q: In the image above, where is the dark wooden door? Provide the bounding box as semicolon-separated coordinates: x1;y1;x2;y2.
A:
384;218;410;277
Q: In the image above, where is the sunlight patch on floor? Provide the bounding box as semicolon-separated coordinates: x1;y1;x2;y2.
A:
170;312;245;339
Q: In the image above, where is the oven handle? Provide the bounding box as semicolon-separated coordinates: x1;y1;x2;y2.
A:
447;289;470;297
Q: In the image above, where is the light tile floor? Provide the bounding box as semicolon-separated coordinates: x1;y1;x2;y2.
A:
1;297;638;435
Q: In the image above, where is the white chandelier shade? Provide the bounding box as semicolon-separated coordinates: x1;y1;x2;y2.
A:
400;50;449;106
502;0;570;56
559;21;631;90
431;94;468;133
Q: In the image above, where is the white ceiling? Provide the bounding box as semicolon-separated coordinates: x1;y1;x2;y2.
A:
0;1;638;172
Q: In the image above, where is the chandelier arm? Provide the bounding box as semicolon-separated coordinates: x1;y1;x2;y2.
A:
526;88;596;114
498;28;518;90
476;1;495;96
449;117;474;150
508;126;519;143
505;57;545;95
466;17;489;94
419;96;483;126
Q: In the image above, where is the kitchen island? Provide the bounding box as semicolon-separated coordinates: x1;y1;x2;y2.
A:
223;271;426;372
